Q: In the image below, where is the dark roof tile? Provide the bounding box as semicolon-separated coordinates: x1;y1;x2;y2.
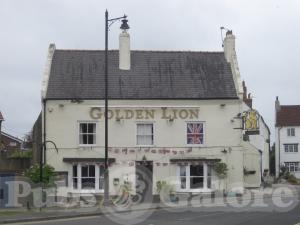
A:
46;50;238;100
276;105;300;127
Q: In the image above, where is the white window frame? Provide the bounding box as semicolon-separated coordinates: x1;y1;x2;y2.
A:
287;128;296;137
284;144;299;153
136;123;154;146
176;162;212;192
285;162;300;172
71;164;104;193
186;122;205;146
78;122;97;146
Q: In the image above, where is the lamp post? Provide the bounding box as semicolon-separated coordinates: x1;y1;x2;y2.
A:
104;10;129;205
39;140;58;211
39;140;58;184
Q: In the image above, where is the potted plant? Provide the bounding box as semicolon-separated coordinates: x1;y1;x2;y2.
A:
213;162;228;178
156;181;177;203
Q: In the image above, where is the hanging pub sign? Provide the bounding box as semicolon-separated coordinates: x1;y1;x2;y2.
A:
243;110;260;135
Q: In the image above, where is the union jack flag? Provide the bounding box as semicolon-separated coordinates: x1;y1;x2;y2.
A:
187;123;203;144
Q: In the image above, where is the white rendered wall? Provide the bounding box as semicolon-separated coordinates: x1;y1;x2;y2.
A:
43;99;262;193
276;126;300;178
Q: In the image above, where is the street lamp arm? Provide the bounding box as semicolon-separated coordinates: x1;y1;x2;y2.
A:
108;14;127;22
43;140;58;154
108;15;127;30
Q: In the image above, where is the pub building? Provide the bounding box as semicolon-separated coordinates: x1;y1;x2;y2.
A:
38;29;270;198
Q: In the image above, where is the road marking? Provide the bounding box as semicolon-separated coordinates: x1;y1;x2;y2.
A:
6;215;102;225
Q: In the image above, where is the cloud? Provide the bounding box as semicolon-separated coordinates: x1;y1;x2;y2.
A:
0;0;299;141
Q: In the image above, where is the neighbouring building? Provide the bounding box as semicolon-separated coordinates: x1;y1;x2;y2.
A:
0;132;23;153
0;111;31;208
275;97;300;178
38;29;270;198
0;111;4;150
0;111;23;153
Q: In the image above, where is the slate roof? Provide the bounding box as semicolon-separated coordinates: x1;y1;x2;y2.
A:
45;50;238;100
1;131;23;143
276;105;300;127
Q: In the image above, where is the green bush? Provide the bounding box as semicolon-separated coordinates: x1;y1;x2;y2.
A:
9;150;32;159
213;162;228;178
286;174;298;184
156;181;175;195
24;164;56;187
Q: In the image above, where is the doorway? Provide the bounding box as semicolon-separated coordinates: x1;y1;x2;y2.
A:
135;161;153;202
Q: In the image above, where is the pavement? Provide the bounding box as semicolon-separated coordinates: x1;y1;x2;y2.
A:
0;186;300;225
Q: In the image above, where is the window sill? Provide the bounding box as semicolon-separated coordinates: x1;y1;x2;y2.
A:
176;189;213;193
71;189;104;194
186;144;205;147
78;145;97;148
136;145;155;147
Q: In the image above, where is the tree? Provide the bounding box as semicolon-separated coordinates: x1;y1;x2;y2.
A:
25;164;56;187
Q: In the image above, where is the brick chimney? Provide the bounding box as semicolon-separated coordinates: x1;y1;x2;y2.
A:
119;30;131;70
275;96;281;112
224;30;235;63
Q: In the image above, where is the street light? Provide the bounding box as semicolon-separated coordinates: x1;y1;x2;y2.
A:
104;10;129;205
39;140;58;211
39;140;58;184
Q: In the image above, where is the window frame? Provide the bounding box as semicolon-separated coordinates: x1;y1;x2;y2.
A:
284;144;299;153
136;123;154;146
72;164;104;193
78;122;97;146
285;162;300;172
176;162;212;192
186;122;205;146
81;165;96;190
287;128;296;137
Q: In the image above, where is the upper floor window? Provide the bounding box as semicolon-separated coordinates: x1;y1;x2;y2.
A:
284;144;298;153
79;122;96;145
187;122;204;145
287;128;295;137
137;123;153;145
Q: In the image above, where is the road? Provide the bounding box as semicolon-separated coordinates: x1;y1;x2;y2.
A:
8;197;300;225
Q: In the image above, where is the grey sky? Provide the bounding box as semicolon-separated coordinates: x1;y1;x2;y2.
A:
0;0;299;141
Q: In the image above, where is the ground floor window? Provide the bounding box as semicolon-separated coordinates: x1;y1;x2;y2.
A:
177;162;212;191
284;144;298;153
285;162;300;172
72;164;105;191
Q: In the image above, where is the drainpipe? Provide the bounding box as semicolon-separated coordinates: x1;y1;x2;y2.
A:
43;99;47;164
278;127;282;177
